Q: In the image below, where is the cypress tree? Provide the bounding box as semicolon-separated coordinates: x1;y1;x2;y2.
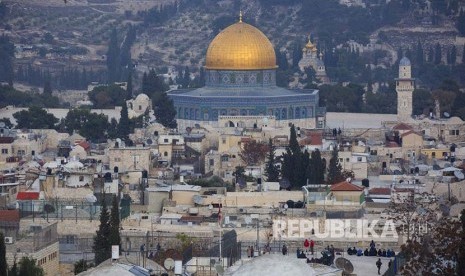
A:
451;45;457;64
118;102;130;141
307;149;325;184
462;44;465;64
93;199;111;265
264;138;280;182
153;92;177;128
109;195;121;250
457;209;465;273
107;28;121;83
289;125;300;155
327;146;344;184
415;41;424;66
0;232;7;276
127;70;133;98
434;43;442;64
428;46;434;63
458;8;465;36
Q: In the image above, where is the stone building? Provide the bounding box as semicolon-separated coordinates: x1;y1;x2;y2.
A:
298;36;329;84
168;16;326;130
396;57;414;122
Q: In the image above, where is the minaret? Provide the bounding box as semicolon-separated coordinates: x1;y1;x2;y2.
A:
396;57;414;122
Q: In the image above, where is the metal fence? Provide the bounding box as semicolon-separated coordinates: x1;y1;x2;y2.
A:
18;198;130;222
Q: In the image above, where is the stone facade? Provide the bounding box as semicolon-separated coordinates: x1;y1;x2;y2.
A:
396;57;414;122
108;146;151;173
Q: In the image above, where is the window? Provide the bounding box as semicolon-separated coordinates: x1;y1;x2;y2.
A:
1;149;7;154
222;138;226;144
114;158;121;162
432;152;436;158
65;235;75;244
357;157;363;162
164;152;168;157
79;176;84;182
450;130;460;136
209;159;214;166
164;139;169;143
139;105;142;110
339;158;343;162
17;150;25;156
345;158;350;162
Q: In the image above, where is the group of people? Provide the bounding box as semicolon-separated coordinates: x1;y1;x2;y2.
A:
346;247;395;258
246;246;255;258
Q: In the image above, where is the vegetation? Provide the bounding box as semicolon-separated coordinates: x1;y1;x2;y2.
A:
73;259;90;275
239;140;268;166
109;195;121;250
0;232;7;276
13;106;58;129
7;257;45;276
264;138;280;182
93;199;111;265
0;35;14;85
326;147;344;184
88;84;128;108
62;108;110;141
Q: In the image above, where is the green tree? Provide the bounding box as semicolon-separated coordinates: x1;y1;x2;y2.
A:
107;28;121;83
109;195;121;250
0;35;14;86
458;8;465;36
415;41;424;66
327;147;344;184
239;140;268;166
152;92;177;128
412;89;433;115
13;106;58;129
307;149;325;184
118;102;130;141
0;232;7;276
43;77;52;96
73;259;89;275
450;45;457;64
264;138;280;182
142;69;168;98
88;84;128;108
282;125;307;188
93;199;111;266
64;108;110;141
17;257;44;276
458;209;465;274
434;43;442;64
126;70;133;98
462;44;465;64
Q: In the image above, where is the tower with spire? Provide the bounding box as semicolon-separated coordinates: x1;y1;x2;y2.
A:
396;57;415;122
298;35;329;84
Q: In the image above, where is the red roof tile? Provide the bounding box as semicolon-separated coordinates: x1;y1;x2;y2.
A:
331;181;364;192
369;188;391;195
16;192;40;200
393;123;413;131
0;210;20;222
78;141;90;150
400;130;422;138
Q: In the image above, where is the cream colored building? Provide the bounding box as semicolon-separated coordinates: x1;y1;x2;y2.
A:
108;146;151;173
127;93;152;119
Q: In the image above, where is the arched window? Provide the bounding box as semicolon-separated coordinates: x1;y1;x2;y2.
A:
281;108;287;119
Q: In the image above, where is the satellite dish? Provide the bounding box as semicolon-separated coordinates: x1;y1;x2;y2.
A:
444;112;450;118
454;170;464;180
0;122;5;128
208;204;213;210
210;259;216;265
146;139;153;145
335;257;354;274
164;258;175;270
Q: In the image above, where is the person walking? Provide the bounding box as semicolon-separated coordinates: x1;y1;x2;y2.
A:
310;239;315;255
282;244;288;255
376;258;383;275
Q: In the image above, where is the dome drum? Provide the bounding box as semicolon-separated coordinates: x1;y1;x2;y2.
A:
205;69;276;87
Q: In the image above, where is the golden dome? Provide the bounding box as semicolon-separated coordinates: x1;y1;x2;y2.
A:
205;21;277;70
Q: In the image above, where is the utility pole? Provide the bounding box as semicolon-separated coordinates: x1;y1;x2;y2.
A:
256;219;259;256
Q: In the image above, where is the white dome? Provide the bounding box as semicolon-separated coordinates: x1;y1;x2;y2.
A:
226;254;317;276
64;160;84;169
135;93;150;102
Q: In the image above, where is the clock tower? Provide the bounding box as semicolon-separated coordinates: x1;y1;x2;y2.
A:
396;57;414;122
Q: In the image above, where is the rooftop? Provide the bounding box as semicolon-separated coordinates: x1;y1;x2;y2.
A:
331;181;364;192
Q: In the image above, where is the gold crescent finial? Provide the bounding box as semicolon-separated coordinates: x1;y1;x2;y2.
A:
239;10;243;22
